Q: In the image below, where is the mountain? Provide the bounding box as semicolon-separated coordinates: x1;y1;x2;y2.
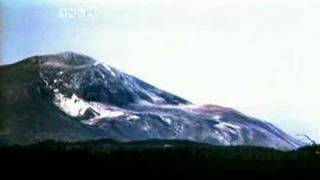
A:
0;52;305;149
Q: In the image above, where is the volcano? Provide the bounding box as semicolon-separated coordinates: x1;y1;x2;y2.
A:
0;52;304;149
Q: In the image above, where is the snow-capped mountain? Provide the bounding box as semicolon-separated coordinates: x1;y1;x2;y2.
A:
0;52;305;149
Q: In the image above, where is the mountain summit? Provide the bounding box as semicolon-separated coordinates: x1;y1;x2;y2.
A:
0;52;304;149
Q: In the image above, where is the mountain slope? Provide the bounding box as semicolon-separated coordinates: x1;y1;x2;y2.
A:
0;52;304;149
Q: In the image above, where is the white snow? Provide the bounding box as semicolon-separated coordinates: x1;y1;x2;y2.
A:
126;114;140;120
141;103;195;111
53;92;125;123
141;124;151;131
213;115;222;121
215;122;241;134
147;92;165;103
42;61;70;69
137;89;165;104
109;70;116;77
43;79;49;86
137;100;154;106
162;116;172;125
97;108;124;118
53;88;59;93
58;71;64;75
53;79;57;83
80;119;96;126
53;93;91;117
102;63;116;77
94;61;100;66
88;102;124;118
216;133;225;142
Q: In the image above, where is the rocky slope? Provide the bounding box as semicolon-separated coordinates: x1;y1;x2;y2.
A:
0;52;305;149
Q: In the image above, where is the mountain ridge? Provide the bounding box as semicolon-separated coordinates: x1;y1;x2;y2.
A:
0;52;306;149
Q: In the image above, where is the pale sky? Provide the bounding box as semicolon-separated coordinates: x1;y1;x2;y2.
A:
1;0;320;142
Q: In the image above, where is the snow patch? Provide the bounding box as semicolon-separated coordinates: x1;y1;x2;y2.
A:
42;61;71;69
147;92;165;103
137;90;165;104
43;79;49;86
213;115;222;121
141;124;151;131
126;114;140;120
53;88;59;93
162;116;172;125
88;102;125;118
80;119;96;126
53;92;125;124
137;100;154;106
94;61;100;66
215;122;241;134
110;70;116;77
53;93;91;117
102;63;116;77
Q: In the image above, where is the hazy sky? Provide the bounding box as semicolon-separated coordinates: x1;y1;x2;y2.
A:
1;0;320;142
